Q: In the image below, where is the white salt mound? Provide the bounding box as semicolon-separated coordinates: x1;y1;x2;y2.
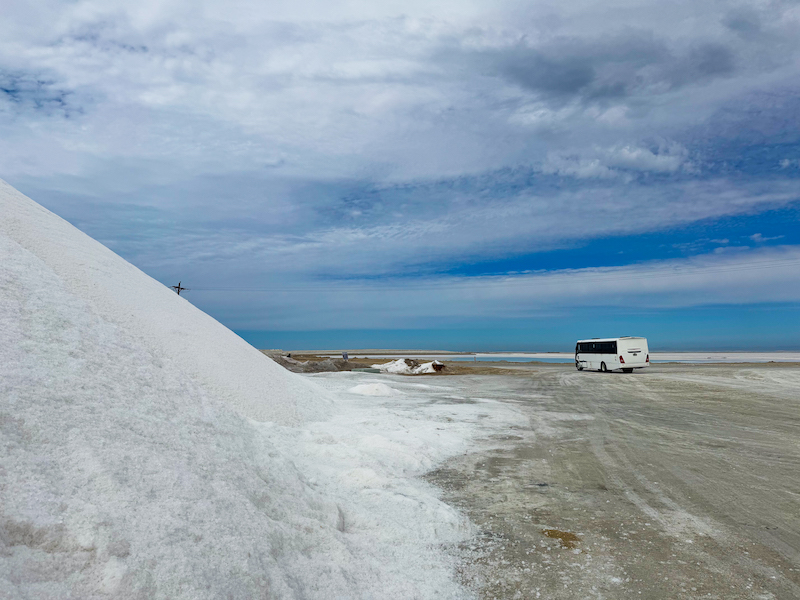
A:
415;361;443;374
0;179;330;426
348;383;404;396
0;180;468;599
372;358;443;375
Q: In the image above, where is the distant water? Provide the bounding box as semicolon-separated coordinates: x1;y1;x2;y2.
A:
352;352;800;364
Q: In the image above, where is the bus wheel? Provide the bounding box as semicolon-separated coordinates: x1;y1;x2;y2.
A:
622;368;634;373
600;362;607;373
576;361;583;371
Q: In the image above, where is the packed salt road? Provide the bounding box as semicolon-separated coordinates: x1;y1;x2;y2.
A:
305;364;800;598
393;363;799;599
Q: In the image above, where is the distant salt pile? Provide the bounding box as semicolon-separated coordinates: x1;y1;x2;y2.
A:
0;180;468;599
372;358;445;375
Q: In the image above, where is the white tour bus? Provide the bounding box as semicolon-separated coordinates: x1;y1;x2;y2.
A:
575;337;649;373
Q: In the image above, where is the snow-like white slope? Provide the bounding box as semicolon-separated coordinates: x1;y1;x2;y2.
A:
0;178;330;426
0;180;474;599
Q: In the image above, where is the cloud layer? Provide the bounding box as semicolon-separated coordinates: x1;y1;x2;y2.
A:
2;0;800;336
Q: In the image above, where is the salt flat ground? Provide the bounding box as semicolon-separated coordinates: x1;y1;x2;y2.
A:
318;363;800;599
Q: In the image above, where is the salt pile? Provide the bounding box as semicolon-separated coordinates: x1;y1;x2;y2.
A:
0;179;470;599
372;359;444;375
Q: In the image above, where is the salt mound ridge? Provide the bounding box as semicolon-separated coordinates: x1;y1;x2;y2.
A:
0;179;330;426
0;180;469;599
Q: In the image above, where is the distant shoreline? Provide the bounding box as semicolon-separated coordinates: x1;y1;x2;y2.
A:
266;350;800;364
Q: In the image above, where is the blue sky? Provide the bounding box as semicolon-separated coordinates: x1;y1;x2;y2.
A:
2;0;800;350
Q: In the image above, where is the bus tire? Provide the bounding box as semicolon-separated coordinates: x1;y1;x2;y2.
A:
622;368;634;373
600;362;607;373
576;361;583;371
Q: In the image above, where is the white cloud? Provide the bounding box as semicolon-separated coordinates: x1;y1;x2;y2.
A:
749;233;784;243
604;143;688;173
72;175;795;294
2;0;800;335
541;142;690;179
540;154;616;179
2;0;800;183
190;245;800;330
